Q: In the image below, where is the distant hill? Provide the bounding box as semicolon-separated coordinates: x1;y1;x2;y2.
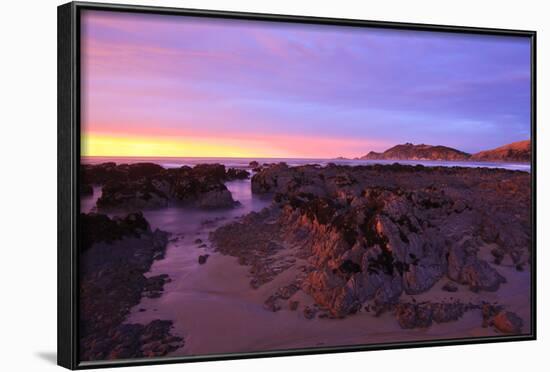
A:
471;140;531;162
358;143;471;161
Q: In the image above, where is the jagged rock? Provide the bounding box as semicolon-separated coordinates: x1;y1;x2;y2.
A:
491;247;506;265
79;212;181;361
80;162;124;184
143;274;171;298
87;320;184;360
198;254;210;265
213;164;530;319
79;212;150;252
303;269;361;317
81;182;93;196
481;303;503;328
395;302;432;328
396;301;467;329
264;295;282;312
251;162;292;194
448;240;506;292
303;306;318;319
210;207;291;289
431;302;467;323
492;311;524;334
83;163;238;211
461;259;506;292
190;163;226;182
442;281;458;292
197;186;235;208
226;168;250;180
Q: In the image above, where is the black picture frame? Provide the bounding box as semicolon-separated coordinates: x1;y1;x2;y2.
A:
58;1;537;369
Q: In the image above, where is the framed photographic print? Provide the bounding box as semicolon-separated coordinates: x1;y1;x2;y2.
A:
57;1;536;369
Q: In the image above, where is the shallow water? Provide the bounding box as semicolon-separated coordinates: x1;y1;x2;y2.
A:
141;179;271;234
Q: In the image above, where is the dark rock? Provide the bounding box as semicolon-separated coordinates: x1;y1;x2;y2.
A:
395;303;433;328
492;311;524;334
226;168;250;180
431;302;466;323
395;301;467;329
80;162;123;184
263;282;301;313
85;162;237;211
442;281;458;292
447;241;506;292
81;182;93;196
143;274;171;298
79;212;150;252
303;306;318;319
481;303;503;328
276;283;300;299
491;247;506;265
79;213;182;361
264;295;282;312
198;254;210;265
210;208;291;289
192;163;227;182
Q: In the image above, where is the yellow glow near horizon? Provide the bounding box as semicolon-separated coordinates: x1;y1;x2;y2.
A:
81;134;277;158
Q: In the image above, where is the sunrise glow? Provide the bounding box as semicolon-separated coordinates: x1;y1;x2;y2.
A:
81;133;390;159
81;134;269;158
81;10;530;159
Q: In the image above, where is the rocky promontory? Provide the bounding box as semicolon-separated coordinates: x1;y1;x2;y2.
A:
359;143;471;161
212;163;530;332
471;140;531;162
355;140;531;163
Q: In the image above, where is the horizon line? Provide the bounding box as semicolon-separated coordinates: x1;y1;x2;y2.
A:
80;138;531;161
81;155;338;160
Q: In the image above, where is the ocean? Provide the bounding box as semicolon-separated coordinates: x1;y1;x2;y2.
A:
81;156;531;172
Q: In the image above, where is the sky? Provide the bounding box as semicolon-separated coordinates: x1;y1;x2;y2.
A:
81;10;532;159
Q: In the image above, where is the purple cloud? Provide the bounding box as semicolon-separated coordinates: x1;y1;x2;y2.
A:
81;10;531;155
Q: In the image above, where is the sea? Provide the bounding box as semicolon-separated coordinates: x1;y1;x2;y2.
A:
81;156;531;172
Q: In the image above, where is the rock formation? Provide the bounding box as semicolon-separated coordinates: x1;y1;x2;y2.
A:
81;162;239;211
79;212;183;360
471;140;531;162
213;163;530;328
356;140;531;163
359;143;471;161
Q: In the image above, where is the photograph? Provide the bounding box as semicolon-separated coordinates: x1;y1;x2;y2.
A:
77;8;533;363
